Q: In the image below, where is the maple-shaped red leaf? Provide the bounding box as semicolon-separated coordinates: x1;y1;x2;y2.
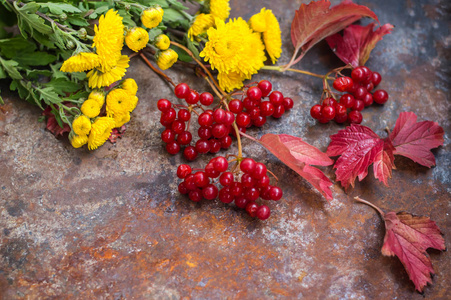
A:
288;0;377;67
42;106;70;137
327;124;395;188
355;197;446;293
259;133;334;200
108;125;127;143
382;212;445;292
326;23;394;67
389;112;444;167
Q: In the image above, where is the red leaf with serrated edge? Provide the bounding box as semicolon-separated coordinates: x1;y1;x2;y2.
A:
289;0;377;66
42;106;70;137
373;139;396;186
382;211;446;292
326;23;394;67
260;134;333;200
327;124;391;188
389;112;444;167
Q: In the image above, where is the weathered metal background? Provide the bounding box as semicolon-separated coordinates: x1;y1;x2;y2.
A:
0;0;450;299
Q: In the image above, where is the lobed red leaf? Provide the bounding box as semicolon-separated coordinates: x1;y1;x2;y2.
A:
290;0;378;66
260;133;333;200
326;23;394;67
382;211;446;292
389;112;444;167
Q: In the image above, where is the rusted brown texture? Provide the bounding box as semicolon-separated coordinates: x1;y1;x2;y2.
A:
0;0;450;299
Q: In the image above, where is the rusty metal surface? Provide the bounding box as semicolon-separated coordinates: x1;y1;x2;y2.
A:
0;0;450;299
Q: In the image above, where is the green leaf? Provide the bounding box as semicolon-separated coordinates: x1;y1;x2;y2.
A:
70;72;86;81
94;5;110;15
15;51;57;66
148;27;163;42
14;2;52;38
0;89;4;105
65;89;89;100
66;15;89;27
0;57;23;80
32;30;56;48
0;65;6;79
39;3;81;15
0;37;37;58
117;9;136;27
38;86;62;105
186;37;200;60
162;8;185;23
26;69;52;79
172;45;192;63
45;78;81;96
167;0;188;11
50;62;68;80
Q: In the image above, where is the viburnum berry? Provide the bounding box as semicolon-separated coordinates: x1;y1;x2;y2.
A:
362;93;373;107
258;80;272;97
195;139;210;153
272;105;285;118
248;107;260;120
351;67;366;82
198;112;213;127
231;182;243;196
194;171;209;188
199;92;214;106
213;108;226;124
212;123;227;138
171;120;185;134
244;187;259;201
202;184;218;200
321;105;336;120
252;116;267;127
269;91;283;106
260;101;275;117
209;139;221;153
241;173;255;188
177;164;192;179
229;99;243;113
247;86;262;101
310;104;322;120
354;86;367;100
255;175;270;188
219;172;234;186
213;156;228;172
282;97;294;110
256;205;270;220
188;190;202;202
361;66;373;83
339;94;355;108
157;99;171;112
252;162;267;179
220;136;232;149
334;113;348;124
166;141;180;155
365;82;374;93
198;126;212;140
219;187;234;203
322;97;337;108
178;182;188;194
333;76;353;92
269;186;283;201
352;99;365;111
236;112;251;127
373;89;389;104
177;131;192;145
371;72;382;87
223;111;235;125
174;83;190;99
234;195;248;209
185;90;199;104
245;202;258;217
183;146;198;161
240;158;256;174
348;110;363;124
205;163;220;178
161;129;176;143
178;109;191;122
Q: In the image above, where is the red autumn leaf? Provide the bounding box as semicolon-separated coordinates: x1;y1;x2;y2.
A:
259;133;334;200
389;112;444;168
382;212;445;292
327;124;395;188
355;197;446;293
289;0;378;67
42;106;70;137
326;23;394;67
108;125;127;143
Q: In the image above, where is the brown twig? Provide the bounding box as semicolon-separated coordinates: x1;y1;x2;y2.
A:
354;196;384;216
139;52;176;88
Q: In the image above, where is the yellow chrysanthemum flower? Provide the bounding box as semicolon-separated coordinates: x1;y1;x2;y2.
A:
92;9;125;71
106;88;132;115
88;90;105;107
249;10;267;32
122;78;138;95
81;99;101;118
60;52;101;73
257;8;282;64
155;34;170;50
87;55;130;89
129;95;139;112
200;18;266;85
187;13;215;41
157;49;178;70
208;0;230;21
141;6;164;29
72;115;92;135
125;27;149;52
88;117;116;150
113;112;131;128
70;133;88;148
217;71;248;92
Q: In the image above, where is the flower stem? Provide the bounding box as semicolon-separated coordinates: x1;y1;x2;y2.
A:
261;65;334;80
354;196;385;217
139;52;176;88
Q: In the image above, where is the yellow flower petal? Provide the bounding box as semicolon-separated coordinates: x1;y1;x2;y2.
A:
88;117;116;150
113;112;131;128
70;133;88;148
60;52;101;73
72;115;92;135
125;27;149;52
81;99;101;118
106;88;132;115
155;34;171;50
88;90;105;107
141;6;164;29
187;14;215;41
122;78;138;96
157;49;178;70
87;55;130;89
208;0;230;21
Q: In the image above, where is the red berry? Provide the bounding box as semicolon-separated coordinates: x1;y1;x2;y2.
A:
199;92;214;106
231;182;243;196
198;126;212;140
177;131;192;145
256;175;270;188
321;105;336;120
252;116;267;127
236;112;251;127
258;80;272;97
219;187;234;203
166;141;180;155
185;90;199;104
256;205;271;220
335;103;347;116
219;172;234;186
260;101;275;117
245;202;259;217
260;186;272;200
247;86;262;101
160;108;176;126
177;164;192;179
272;104;285;118
178;182;188;194
334;113;348;124
318;117;330;124
198;112;213;127
361;66;373;83
333;76;353;92
248;107;260;120
373;89;389;104
157;99;171;112
212;123;228;138
365;82;374;93
174;83;190;98
213;156;228;172
234;195;249;209
202;184;218;200
322;97;337;108
171;120;185;134
339;94;355;108
352;99;364;111
252;163;267;179
241;173;255;188
178;109;191;122
213;108;226;124
194;171;209;187
161;129;176;143
351;67;366;82
348;110;363;124
269;91;283;106
240;158;256;174
209;139;221;153
205;163;220;178
183;146;198;161
269;186;283;201
229;99;243;113
244;187;259;201
195;139;210;153
347;82;359;94
354;86;367;100
220;136;232;149
362;93;373;107
223;111;235;125
188;190;202;202
282;97;294;110
310;104;322;120
371;72;382;87
184;174;196;190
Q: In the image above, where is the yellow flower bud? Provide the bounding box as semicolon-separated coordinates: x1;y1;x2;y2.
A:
81;99;101;118
141;6;164;29
155;34;170;50
125;27;149;52
156;49;178;70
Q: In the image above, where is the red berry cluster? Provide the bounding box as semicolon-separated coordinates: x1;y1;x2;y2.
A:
158;80;293;161
310;66;389;124
177;157;283;220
